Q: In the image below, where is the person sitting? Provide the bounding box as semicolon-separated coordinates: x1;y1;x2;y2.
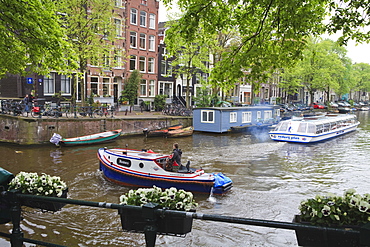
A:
165;143;182;172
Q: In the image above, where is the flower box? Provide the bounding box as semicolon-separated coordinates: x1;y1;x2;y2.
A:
293;215;361;247
119;207;193;236
20;189;68;212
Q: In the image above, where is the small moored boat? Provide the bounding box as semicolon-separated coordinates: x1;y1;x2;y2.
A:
167;126;194;138
143;124;183;137
50;129;122;146
269;114;359;143
97;147;233;194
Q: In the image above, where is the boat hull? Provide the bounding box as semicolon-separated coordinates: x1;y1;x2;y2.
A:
270;121;359;143
97;148;232;194
60;129;122;146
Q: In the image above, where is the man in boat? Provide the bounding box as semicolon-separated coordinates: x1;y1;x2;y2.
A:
166;143;182;172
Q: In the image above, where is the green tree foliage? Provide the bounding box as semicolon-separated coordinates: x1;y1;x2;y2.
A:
153;94;167;111
163;0;327;90
281;38;347;103
351;63;370;100
0;0;76;77
56;0;119;104
122;70;141;112
193;85;215;107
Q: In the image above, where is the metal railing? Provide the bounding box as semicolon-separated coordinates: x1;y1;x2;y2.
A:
0;191;369;247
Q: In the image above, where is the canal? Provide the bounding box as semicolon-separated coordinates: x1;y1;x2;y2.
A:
0;111;369;246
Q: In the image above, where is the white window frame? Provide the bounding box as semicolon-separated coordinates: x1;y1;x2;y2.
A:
242;111;252;123
140;79;147;96
114;19;122;37
148;35;155;51
60;75;71;95
149;80;155;97
230;112;237;123
201;110;215;123
43;73;55;95
139;33;146;50
148;57;155;73
257;111;262;120
149;14;155;29
264;110;272;120
130;55;136;71
139;56;146;72
130;32;137;48
130;9;137;25
140;11;147;27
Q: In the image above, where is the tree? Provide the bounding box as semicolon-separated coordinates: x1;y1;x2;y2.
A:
0;0;76;77
165;21;210;108
56;0;120;105
122;70;141;112
163;0;327;91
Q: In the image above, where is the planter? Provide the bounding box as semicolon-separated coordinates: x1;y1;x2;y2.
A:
293;215;363;247
20;189;68;212
119;208;193;236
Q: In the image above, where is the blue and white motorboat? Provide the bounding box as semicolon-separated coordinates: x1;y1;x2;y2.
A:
269;113;360;143
97;148;233;194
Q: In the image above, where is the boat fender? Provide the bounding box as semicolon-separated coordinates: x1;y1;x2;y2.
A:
213;173;233;188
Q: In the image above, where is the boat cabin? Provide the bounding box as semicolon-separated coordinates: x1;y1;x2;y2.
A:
193;106;281;133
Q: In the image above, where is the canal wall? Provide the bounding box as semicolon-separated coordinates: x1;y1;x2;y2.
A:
0;114;192;145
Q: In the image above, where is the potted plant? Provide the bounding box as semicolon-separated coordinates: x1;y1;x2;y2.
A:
7;171;68;212
118;186;198;236
294;189;370;247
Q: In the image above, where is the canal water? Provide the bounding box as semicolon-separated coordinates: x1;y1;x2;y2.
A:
0;111;369;246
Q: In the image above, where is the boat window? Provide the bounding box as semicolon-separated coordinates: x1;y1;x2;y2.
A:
117;158;131;167
201;110;215;123
316;124;323;134
277;122;289;131
323;123;330;132
139;163;144;168
297;123;307;133
307;124;315;134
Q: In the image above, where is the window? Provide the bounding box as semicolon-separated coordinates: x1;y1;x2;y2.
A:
60;75;71;95
43;73;55;95
114;19;121;36
242;112;252;123
161;60;172;76
103;78;110;96
115;0;122;7
201;110;214;123
149;14;155;29
139;33;146;49
114;49;123;68
257;111;262;120
130;9;137;25
140;11;147;27
148;57;155;73
297;123;307;133
230;112;237;123
91;77;98;95
264;110;272;120
148;35;155;51
149;80;155;97
130;55;136;70
130;32;137;48
139;56;146;72
140;79;147;96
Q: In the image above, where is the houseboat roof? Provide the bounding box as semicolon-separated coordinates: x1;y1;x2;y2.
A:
194;106;279;111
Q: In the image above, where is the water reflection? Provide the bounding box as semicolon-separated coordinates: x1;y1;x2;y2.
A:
0;112;369;246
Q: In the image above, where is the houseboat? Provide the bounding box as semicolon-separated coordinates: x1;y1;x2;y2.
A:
193;106;281;133
269;114;360;143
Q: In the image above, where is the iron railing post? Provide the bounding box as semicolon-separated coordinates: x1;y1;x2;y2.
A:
8;190;23;247
142;202;160;247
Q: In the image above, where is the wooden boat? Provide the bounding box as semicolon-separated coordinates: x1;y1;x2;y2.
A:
269;114;359;143
167;126;194;138
97;147;233;194
143;124;183;137
51;129;122;146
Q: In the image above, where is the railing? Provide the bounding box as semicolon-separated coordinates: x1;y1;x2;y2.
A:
0;191;369;247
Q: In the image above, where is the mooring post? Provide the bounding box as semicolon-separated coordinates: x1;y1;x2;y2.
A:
142;202;160;247
8;190;23;247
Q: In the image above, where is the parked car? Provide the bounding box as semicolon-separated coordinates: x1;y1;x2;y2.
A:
312;103;326;109
329;102;338;108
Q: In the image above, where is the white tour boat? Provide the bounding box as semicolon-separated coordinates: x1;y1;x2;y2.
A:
269;113;360;143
